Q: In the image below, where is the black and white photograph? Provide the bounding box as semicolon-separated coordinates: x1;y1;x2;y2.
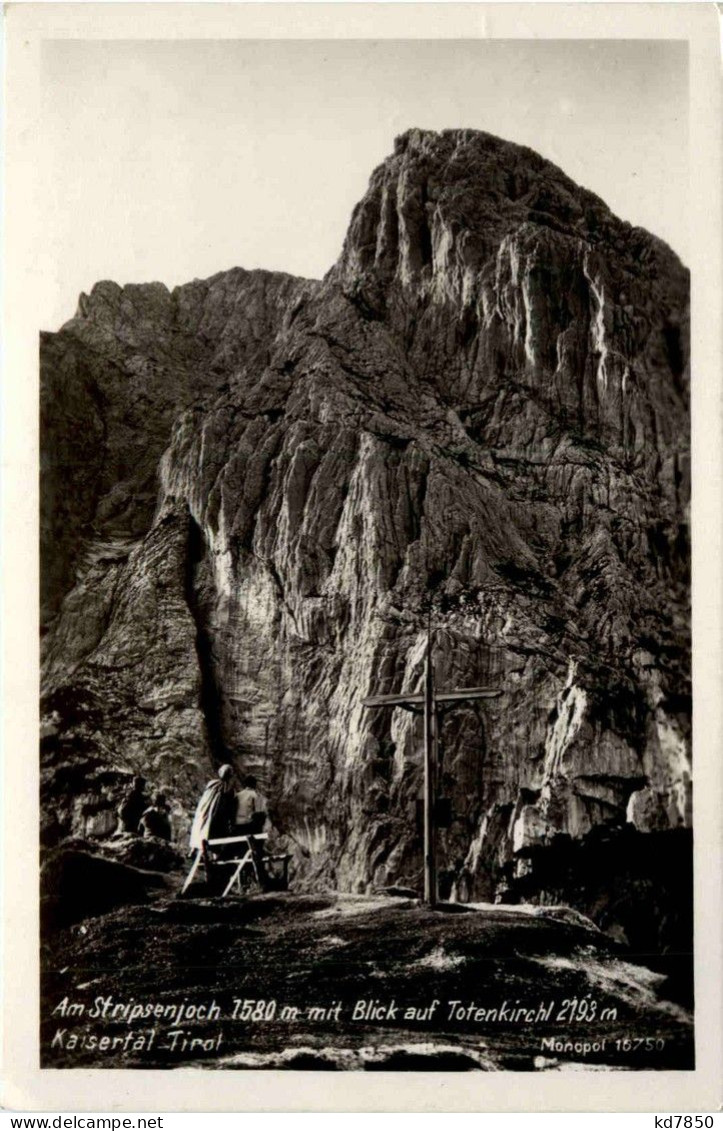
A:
35;28;695;1074
4;3;721;1108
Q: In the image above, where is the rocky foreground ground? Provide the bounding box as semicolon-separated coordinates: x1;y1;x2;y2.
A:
41;890;693;1071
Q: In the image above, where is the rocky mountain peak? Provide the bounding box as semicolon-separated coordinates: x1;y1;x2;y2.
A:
335;128;686;313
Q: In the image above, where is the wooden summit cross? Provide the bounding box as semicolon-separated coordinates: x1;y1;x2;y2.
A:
362;626;500;907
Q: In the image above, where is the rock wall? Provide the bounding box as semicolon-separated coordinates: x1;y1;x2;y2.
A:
40;129;690;905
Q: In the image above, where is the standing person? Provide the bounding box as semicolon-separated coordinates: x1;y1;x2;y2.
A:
117;775;149;835
233;774;269;888
233;774;267;835
188;764;237;853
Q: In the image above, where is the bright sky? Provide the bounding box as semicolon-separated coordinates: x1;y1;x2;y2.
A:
40;38;688;331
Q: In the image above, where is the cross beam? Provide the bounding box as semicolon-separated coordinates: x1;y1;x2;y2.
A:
362;687;500;710
362;633;500;907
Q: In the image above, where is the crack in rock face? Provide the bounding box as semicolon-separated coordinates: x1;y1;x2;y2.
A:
40;128;690;923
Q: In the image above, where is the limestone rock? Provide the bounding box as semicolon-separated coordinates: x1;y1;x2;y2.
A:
40;129;690;908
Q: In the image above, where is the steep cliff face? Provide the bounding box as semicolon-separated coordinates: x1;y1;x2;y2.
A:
40;129;690;908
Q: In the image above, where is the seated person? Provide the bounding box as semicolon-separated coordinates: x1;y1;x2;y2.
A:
139;791;172;841
117;775;149;834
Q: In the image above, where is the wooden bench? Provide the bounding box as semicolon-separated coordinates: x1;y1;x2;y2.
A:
182;834;269;896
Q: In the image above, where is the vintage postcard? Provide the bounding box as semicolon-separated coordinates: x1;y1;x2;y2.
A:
2;1;721;1113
